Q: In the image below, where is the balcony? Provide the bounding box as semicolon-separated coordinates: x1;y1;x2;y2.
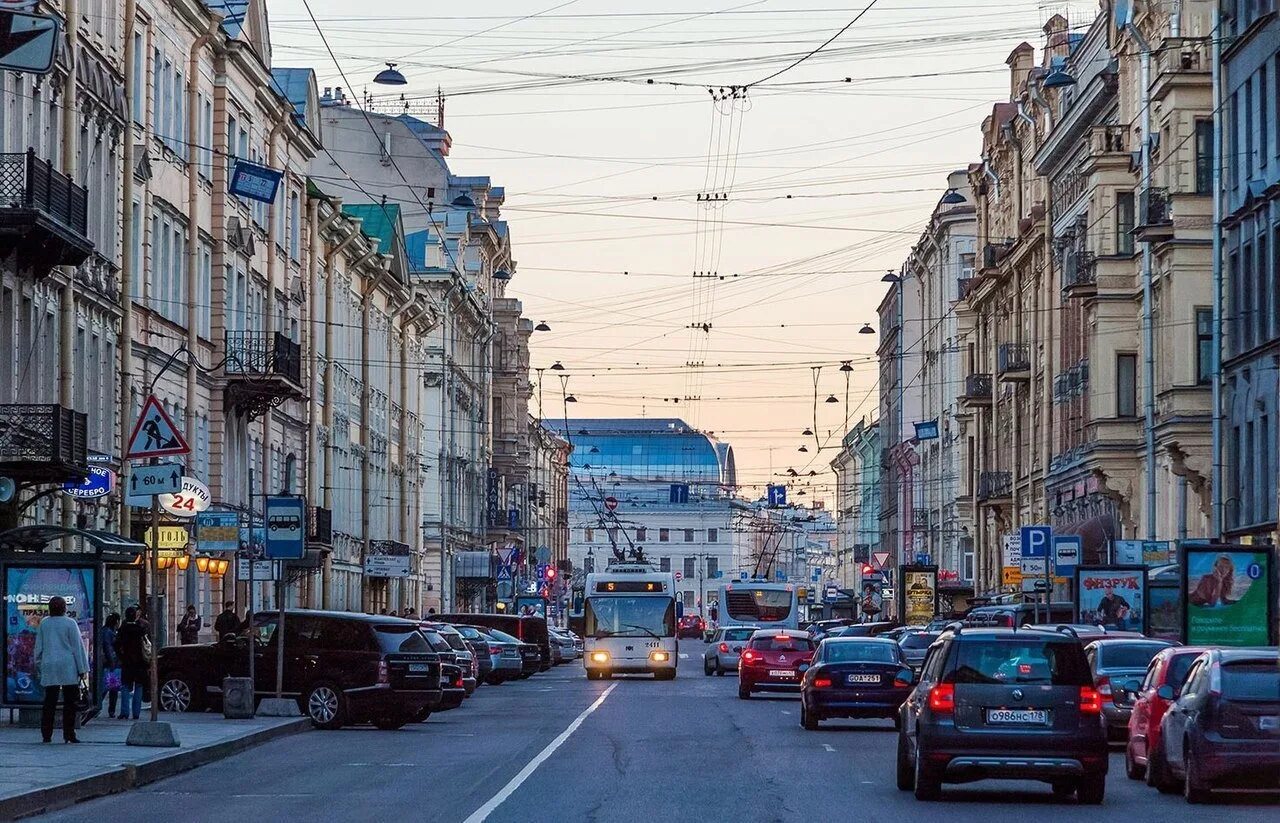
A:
960;373;993;408
224;331;305;417
308;506;333;546
980;241;1010;272
1134;187;1173;241
997;343;1031;381
0;404;88;484
0;149;93;276
911;509;931;530
1061;250;1097;297
1089;125;1129;158
976;470;1012;504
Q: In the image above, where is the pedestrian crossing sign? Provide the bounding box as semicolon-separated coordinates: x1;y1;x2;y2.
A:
126;395;190;459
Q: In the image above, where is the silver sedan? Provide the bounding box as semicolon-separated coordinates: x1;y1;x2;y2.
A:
702;626;758;676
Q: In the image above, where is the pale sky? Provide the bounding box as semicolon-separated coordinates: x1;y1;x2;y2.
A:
272;0;1093;504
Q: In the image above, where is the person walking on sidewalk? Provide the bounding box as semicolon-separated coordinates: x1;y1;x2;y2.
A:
214;601;239;640
100;613;122;718
35;596;89;743
178;605;202;644
113;607;149;720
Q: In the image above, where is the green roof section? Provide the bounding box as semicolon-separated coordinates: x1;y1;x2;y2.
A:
342;202;402;253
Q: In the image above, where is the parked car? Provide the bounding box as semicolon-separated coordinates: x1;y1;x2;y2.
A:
831;621;900;638
1022;624;1146;644
421;623;478;694
738;630;816;699
436;613;552;671
485;627;541;677
896;626;1108;803
1124;646;1210;781
1152;648;1280;802
549;629;579;662
449;624;495;685
436;662;466;713
458;625;522;684
677;613;706;639
157;611;442;730
897;631;939;671
800;637;914;730
880;625;925;643
963;603;1075;628
808;618;856;638
703;626;756;676
1084;638;1176;741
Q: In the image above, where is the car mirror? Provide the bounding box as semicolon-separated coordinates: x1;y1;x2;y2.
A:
894;668;916;686
1119;678;1142;693
1156;684;1175;701
797;663;810;674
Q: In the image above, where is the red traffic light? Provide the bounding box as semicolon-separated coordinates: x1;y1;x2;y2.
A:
546;567;557;580
861;564;874;576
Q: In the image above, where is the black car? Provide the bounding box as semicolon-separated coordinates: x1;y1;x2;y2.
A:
486;627;541;676
436;613;552;672
437;662;466;713
157;610;442;730
897;627;1108;803
450;624;495;684
422;623;478;694
800;637;914;729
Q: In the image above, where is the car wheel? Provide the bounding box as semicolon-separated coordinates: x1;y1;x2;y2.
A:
800;701;819;731
412;706;432;723
1051;781;1075;799
892;713;902;731
1124;745;1145;780
895;732;914;791
655;668;676;681
304;682;347;730
1147;745;1178;795
738;683;751;700
373;715;408;730
1076;774;1105;805
912;742;941;801
1183;741;1211;804
715;663;726;677
159;674;203;713
704;658;714;676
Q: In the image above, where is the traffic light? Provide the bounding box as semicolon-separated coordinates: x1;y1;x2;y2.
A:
861;564;874;576
545;566;557;581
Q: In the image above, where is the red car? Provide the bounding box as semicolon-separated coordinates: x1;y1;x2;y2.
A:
738;630;816;699
677;614;705;639
1125;645;1209;782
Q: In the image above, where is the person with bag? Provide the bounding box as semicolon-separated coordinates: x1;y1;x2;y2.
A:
113;606;149;720
100;613;122;718
34;596;89;743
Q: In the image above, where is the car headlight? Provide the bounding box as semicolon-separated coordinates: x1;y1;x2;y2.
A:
589;651;610;664
649;650;670;663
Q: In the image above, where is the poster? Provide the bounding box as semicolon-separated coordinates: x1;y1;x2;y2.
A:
898;565;938;627
1183;547;1274;647
1074;566;1146;633
1147;586;1181;643
4;565;96;705
859;575;883;619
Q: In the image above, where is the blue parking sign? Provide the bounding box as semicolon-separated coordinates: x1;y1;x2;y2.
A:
1020;525;1052;558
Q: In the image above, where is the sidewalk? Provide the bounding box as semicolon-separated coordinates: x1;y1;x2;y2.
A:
0;712;310;820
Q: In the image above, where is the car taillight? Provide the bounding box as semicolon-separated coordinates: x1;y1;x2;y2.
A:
1079;686;1102;714
928;683;955;713
489;645;501;655
719;643;729;653
1095;676;1112;698
454;674;463;688
377;661;389;685
741;649;758;664
813;677;832;688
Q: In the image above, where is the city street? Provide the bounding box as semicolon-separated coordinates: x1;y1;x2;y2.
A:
34;641;1278;823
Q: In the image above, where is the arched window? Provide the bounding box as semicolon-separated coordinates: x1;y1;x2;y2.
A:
284;453;296;494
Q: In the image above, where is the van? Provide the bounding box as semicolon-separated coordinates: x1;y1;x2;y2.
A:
434;613;551;672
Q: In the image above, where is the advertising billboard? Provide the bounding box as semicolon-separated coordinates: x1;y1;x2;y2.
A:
1182;546;1275;647
1074;566;1147;633
898;565;938;627
3;565;96;705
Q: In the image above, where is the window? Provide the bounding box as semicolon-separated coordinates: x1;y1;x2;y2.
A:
706;557;718;578
1274;225;1280;340
1230;91;1240;192
1245;77;1255;176
132;30;145;123
1242;242;1256;351
584;527;593;543
1117;353;1138;417
635;527;646;541
707;528;718;543
659;528;670;542
1260;69;1269;166
1195;120;1214;194
1116;191;1135;254
289;192;301;261
130;200;143;300
683;528;695;542
198;94;213;180
197;242;212;339
1195;308;1213;384
1261;414;1273;520
683;557;695;578
659;557;671;572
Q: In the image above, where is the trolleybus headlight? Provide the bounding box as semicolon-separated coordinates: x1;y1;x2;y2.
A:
649;650;670;663
590;651;610;664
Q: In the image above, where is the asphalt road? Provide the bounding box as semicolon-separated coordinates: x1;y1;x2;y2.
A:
38;640;1279;823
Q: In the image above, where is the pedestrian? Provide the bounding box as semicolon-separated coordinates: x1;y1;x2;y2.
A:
35;597;89;743
388;609;399;617
427;607;436;615
113;606;149;720
214;600;239;640
178;604;202;645
403;607;415;619
379;608;388;615
101;613;122;718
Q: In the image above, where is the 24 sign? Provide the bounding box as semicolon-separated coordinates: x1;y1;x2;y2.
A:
158;476;211;518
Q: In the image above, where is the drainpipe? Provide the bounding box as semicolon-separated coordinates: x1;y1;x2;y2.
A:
1210;12;1224;539
119;0;137;531
58;0;78;537
1133;28;1157;540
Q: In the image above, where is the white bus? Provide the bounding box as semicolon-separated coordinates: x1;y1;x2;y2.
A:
717;580;799;630
583;563;678;680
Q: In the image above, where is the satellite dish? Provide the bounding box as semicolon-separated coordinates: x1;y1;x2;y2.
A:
1114;0;1132;28
0;477;15;504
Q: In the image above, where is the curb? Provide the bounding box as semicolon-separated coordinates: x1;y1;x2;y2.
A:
1;718;310;820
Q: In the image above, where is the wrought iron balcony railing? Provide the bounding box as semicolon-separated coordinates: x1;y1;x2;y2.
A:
0;149;93;274
977;470;1012;501
0;404;89;483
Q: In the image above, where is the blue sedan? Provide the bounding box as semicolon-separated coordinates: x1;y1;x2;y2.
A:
799;637;915;730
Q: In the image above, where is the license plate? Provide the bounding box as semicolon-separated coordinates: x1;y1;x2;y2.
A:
768;669;795;678
408;663;429;673
847;674;880;684
986;708;1049;725
1260;716;1278;731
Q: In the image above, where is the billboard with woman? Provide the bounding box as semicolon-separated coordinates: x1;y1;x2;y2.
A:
1182;546;1275;646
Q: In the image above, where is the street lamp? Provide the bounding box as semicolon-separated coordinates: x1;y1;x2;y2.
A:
196;556;211;573
565;394;578;402
798;445;809;453
551;361;565;371
858;324;875;334
1042;68;1077;89
824;394;839;403
373;63;408;86
535;321;551;331
881;271;901;283
802;428;813;436
940;188;966;205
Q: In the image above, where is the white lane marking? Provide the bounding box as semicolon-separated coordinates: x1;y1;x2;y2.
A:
822;744;836;753
462;683;617;823
679;653;689;659
780;710;791;715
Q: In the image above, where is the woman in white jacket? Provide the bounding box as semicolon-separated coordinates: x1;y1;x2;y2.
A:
34;596;90;743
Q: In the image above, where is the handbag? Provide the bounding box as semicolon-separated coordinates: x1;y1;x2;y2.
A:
105;667;122;690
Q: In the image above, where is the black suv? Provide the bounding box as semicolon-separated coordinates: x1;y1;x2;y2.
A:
896;627;1108;803
157;610;442;730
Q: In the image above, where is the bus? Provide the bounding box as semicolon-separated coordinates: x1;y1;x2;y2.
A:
718;580;799;630
583;563;677;680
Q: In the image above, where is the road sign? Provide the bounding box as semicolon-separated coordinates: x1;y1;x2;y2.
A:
603;496;618;512
495;546;515;565
143;525;189;550
264;496;306;559
915;552;932;565
1053;536;1081;574
196;511;240;553
158;476;211;517
236;558;278;581
62;466;114;499
496;565;512;583
1021;525;1052;558
536;546;551;565
126;395;189;459
126;462;183;504
767;484;787;507
674;571;683;582
871;551;891;570
0;10;60;75
1020;557;1047;576
1002;566;1022;586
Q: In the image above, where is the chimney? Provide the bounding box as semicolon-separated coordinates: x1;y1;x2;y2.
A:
1043;14;1069;61
1006;42;1034;98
